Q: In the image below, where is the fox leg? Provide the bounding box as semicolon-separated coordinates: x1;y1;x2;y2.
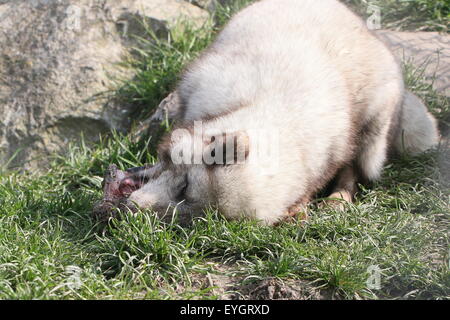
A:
356;80;405;181
285;196;310;222
322;164;358;209
323;83;402;209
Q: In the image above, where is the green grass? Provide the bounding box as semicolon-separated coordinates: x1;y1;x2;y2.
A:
0;136;448;299
0;0;449;300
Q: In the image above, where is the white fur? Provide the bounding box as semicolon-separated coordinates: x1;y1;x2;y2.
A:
395;91;440;154
128;0;440;225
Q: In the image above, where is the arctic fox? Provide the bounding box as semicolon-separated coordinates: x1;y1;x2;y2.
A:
119;0;439;225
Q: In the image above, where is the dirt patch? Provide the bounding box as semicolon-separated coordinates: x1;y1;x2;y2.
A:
190;264;329;300
235;278;328;300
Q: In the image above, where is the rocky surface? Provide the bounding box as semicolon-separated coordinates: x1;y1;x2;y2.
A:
0;0;208;169
186;0;231;13
189;264;329;300
376;30;450;97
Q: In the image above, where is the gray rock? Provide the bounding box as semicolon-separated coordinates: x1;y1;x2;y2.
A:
0;0;208;169
185;0;235;13
376;30;450;97
186;0;217;12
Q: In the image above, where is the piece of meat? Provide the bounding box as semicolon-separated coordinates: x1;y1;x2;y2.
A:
92;164;149;222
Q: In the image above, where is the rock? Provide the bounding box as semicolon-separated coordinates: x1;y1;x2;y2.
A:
376;30;450;97
185;0;235;13
237;278;327;300
0;0;208;169
186;0;217;12
111;0;210;42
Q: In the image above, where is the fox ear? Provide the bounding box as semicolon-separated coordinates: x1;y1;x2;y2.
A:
203;131;249;165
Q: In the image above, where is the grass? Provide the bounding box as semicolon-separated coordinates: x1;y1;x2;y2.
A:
0;0;449;299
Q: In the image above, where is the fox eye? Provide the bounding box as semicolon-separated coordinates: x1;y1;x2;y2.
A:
175;175;188;202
